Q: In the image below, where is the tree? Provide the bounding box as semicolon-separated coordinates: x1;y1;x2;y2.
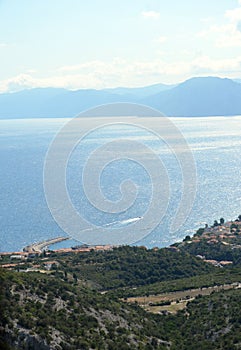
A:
195;228;205;237
220;218;225;225
73;272;78;283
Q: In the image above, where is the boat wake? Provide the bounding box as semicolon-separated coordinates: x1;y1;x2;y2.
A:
79;216;143;233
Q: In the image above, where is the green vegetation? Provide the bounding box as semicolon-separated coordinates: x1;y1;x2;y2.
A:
174;215;241;266
166;289;241;350
0;268;171;350
52;246;215;290
110;268;241;298
1;238;241;349
180;239;241;265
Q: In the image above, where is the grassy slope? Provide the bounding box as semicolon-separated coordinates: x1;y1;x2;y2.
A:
0;269;171;350
1;245;241;349
50;246;216;290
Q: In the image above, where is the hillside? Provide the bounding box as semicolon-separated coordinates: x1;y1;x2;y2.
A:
103;83;174;99
0;88;132;119
54;246;215;290
1;219;241;349
1;77;241;118
142;77;241;117
175;216;241;266
0;244;241;349
0;269;171;350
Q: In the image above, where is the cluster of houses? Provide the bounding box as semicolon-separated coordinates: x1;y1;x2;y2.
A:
191;219;241;246
0;244;114;271
183;218;241;267
196;255;233;267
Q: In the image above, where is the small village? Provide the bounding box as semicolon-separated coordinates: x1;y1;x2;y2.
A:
0;240;114;272
1;216;241;272
176;215;241;267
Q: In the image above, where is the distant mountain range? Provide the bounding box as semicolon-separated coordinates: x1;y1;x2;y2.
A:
1;76;241;118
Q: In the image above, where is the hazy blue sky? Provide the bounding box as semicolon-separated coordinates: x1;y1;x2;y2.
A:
0;0;241;92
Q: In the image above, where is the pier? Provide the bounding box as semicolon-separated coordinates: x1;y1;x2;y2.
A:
23;236;69;253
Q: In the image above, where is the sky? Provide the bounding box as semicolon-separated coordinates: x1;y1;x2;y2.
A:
1;0;241;92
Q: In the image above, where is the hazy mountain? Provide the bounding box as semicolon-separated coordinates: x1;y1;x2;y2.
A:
103;82;175;99
0;88;67;119
1;77;241;118
0;88;134;118
142;76;241;117
0;83;173;119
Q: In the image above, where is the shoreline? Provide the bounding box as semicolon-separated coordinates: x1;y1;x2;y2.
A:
0;236;115;256
22;236;69;253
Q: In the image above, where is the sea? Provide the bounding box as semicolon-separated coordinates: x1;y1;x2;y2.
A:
1;116;241;252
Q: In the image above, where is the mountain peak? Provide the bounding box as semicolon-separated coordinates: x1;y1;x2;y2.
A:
1;77;241;118
178;76;237;88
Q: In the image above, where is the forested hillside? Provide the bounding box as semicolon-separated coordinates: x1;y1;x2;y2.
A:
1;245;241;349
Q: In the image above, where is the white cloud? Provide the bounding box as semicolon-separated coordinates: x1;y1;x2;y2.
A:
196;29;210;38
192;55;241;72
216;25;241;47
0;43;8;48
58;60;116;73
0;74;35;93
26;69;37;74
141;11;160;19
0;60;179;93
197;4;241;47
155;36;167;44
200;17;214;23
198;23;241;47
225;7;241;22
1;56;241;93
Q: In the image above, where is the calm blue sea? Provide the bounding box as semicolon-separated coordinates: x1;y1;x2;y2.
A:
1;116;241;252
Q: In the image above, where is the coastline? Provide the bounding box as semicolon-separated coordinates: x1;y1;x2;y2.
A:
22;236;69;253
0;235;115;257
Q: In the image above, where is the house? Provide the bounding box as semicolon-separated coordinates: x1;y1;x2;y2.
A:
219;261;233;266
44;260;59;271
10;255;26;260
